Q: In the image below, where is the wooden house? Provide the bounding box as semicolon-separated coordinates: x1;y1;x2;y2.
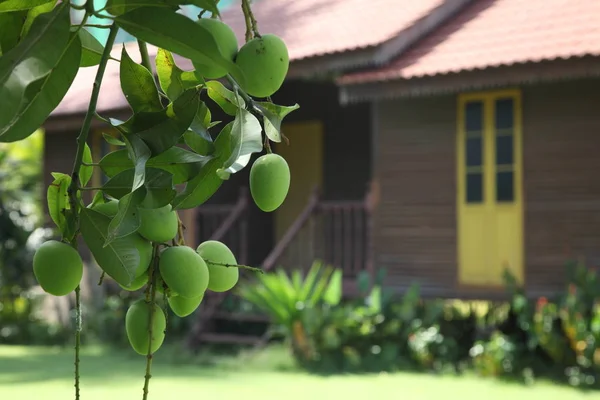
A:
43;0;600;344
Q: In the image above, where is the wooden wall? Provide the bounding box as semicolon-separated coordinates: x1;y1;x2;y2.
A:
372;77;600;298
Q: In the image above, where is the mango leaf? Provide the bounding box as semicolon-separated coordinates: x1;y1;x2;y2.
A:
139;168;176;208
79;28;104;67
99;147;209;185
117;89;199;156
0;32;81;143
89;190;105;209
255;102;300;143
79;143;93;187
155;48;202;101
47;172;70;233
20;0;56;38
80;208;141;286
105;0;174;16
220;108;263;174
120;46;162;113
0;4;71;142
175;0;219;16
0;11;26;55
0;0;53;12
171;127;232;210
115;7;246;87
183;130;213;156
121;133;151;192
206;80;244;116
102;132;125;146
105;188;145;245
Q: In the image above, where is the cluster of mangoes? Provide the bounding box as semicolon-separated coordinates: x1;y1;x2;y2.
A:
193;18;289;98
33;199;241;355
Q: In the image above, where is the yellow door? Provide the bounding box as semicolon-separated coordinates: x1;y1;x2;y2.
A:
457;90;524;286
274;120;324;241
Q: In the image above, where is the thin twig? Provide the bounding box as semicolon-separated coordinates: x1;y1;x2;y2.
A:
98;271;105;286
203;259;264;274
241;0;260;39
73;285;81;399
241;0;252;42
137;40;152;73
176;213;185;246
142;245;159;400
84;24;111;29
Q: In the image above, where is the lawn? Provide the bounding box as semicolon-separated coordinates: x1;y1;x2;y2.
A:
0;344;596;400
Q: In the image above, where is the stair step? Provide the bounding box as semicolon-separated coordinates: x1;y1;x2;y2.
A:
213;311;270;323
198;332;263;345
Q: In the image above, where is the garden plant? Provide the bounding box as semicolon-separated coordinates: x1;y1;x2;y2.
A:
0;0;298;399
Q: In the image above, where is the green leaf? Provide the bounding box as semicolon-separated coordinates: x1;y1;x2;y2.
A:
0;0;53;12
256;102;300;143
89;190;105;209
120;46;162;113
122;133;151;192
105;189;145;245
176;0;219;16
0;12;26;55
0;5;71;142
183;130;213;156
139;168;176;208
20;0;56;38
117;89;199;156
171;127;231;209
220;108;263;174
102;166;180;200
79;143;93;187
99;147;209;185
105;0;174;16
115;7;246;87
80;208;141;286
103;132;125;146
322;269;342;306
0;32;81;142
206;80;244;116
156;48;202;101
46;172;70;233
79;28;104;67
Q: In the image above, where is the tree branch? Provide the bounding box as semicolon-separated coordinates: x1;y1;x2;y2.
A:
137;40;152;73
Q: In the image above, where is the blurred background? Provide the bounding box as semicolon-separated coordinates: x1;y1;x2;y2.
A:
2;0;600;399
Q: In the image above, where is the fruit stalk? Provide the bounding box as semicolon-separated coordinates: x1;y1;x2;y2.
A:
241;0;260;40
142;245;160;400
65;22;119;400
137;40;153;73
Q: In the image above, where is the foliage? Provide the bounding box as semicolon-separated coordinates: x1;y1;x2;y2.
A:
237;262;600;389
0;1;299;399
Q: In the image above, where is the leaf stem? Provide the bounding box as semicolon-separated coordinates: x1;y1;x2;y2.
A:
143;245;160;400
203;259;264;274
67;23;119;213
137;40;153;73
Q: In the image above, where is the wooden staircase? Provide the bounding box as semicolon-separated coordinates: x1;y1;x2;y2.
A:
185;185;375;349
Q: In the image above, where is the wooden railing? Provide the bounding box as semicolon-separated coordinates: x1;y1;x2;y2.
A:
264;187;374;278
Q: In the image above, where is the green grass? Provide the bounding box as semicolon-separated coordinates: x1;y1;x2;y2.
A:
0;344;597;400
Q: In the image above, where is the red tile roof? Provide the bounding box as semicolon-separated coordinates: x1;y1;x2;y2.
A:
221;0;448;61
339;0;600;85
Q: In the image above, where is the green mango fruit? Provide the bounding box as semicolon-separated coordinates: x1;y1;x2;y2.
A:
33;240;83;296
159;246;209;299
125;299;166;355
91;199;119;217
196;240;239;292
138;204;179;243
167;294;204;317
234;34;289;98
192;18;238;79
249;153;290;212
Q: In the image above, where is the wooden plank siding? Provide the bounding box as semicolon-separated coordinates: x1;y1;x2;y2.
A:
372;77;600;298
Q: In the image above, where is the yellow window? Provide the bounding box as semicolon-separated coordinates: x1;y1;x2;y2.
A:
456;90;524;286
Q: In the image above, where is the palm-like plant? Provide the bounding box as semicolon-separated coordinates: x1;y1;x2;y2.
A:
237;260;342;360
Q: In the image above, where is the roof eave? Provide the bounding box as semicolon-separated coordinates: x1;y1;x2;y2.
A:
338;56;600;105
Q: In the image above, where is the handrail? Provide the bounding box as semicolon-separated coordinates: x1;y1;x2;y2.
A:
210;187;248;241
261;185;321;271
